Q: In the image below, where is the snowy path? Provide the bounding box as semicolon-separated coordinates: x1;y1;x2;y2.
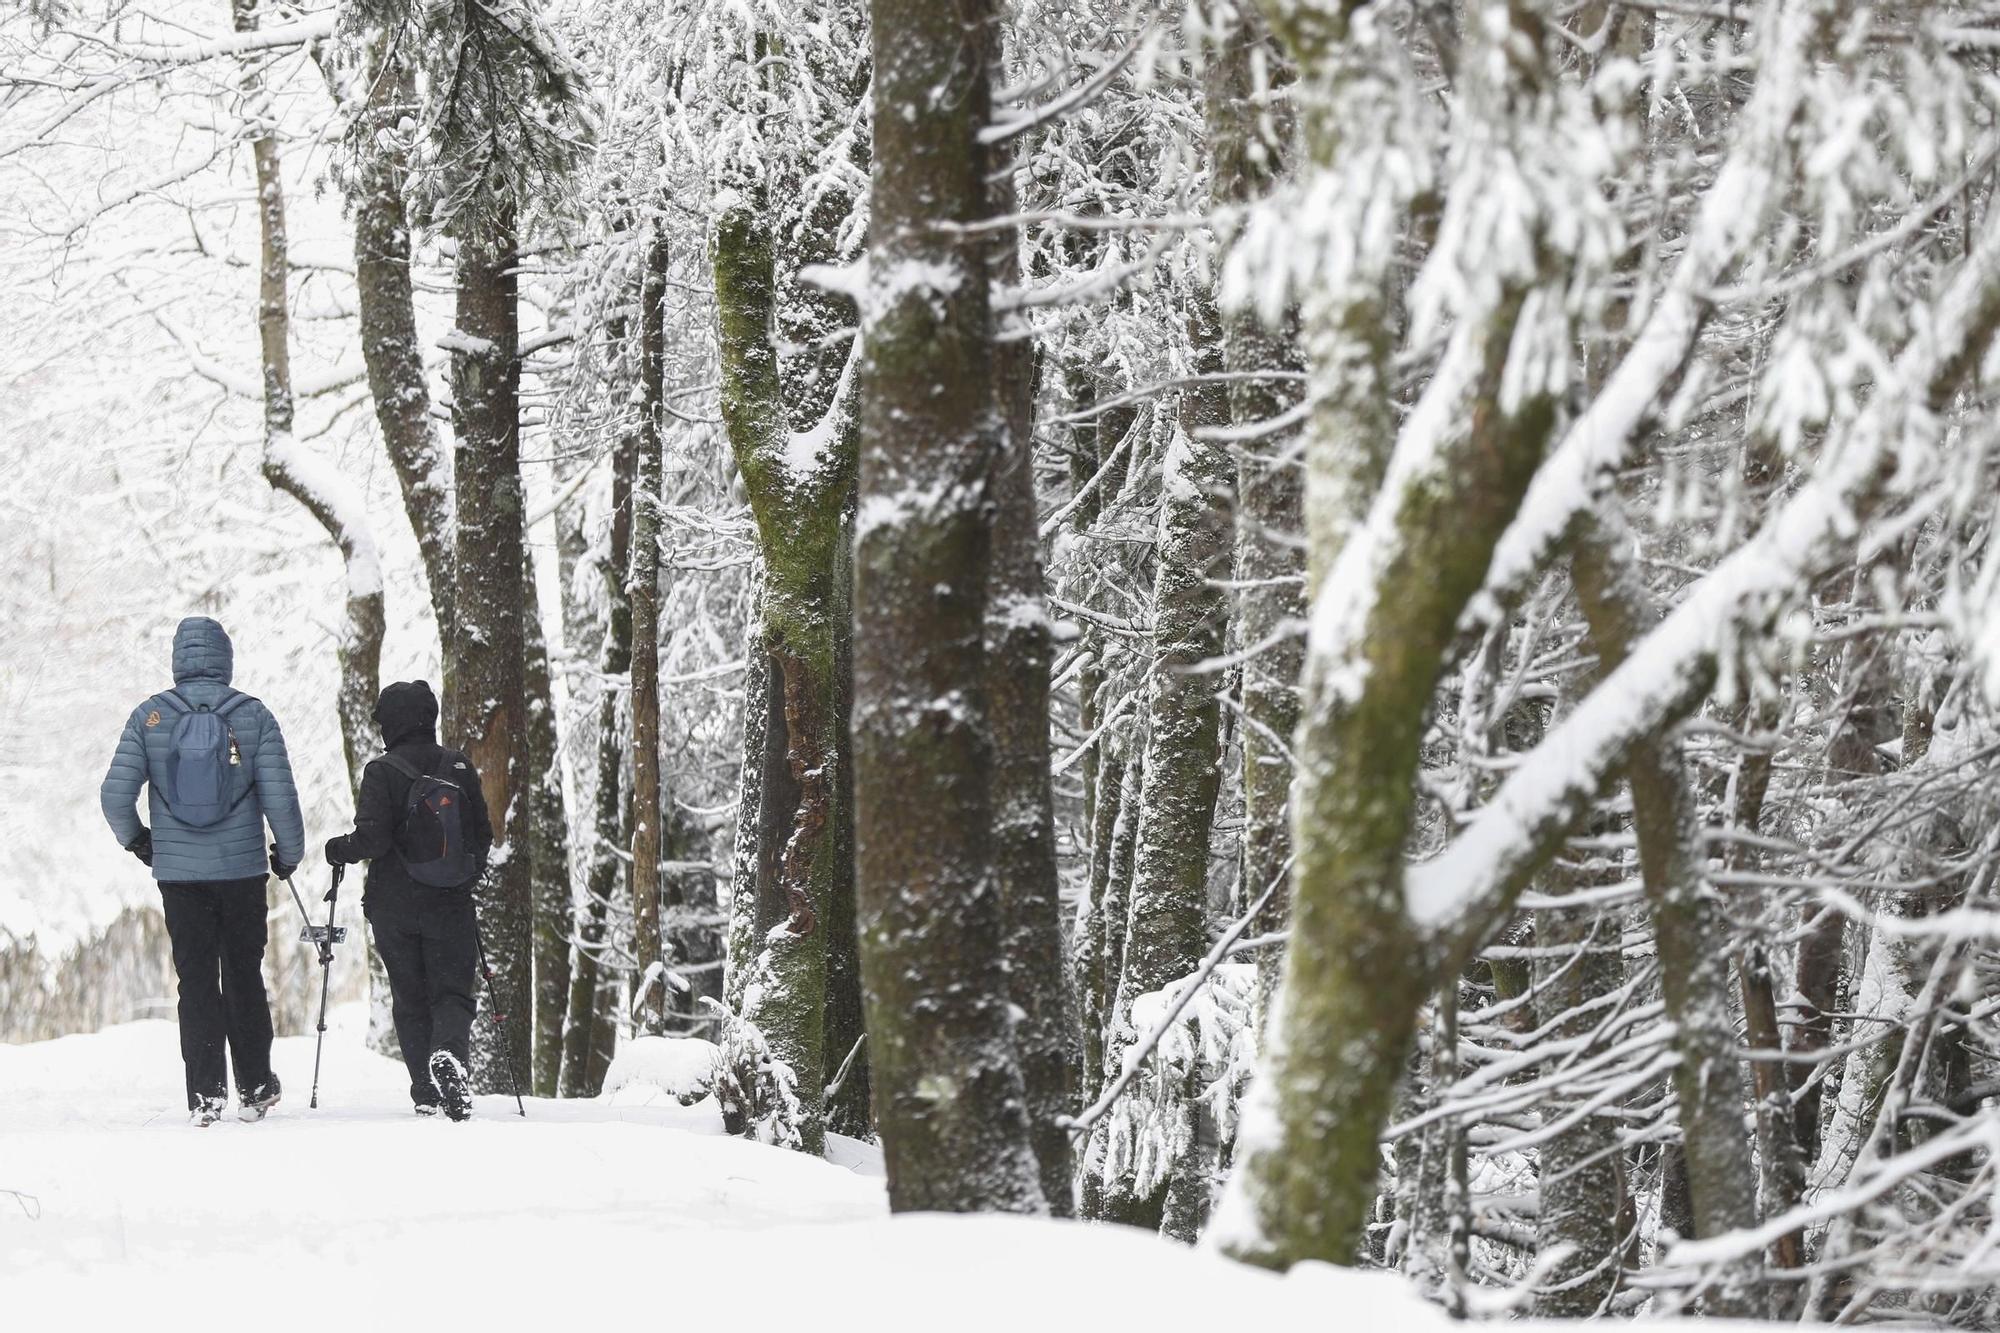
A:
2;1016;1454;1330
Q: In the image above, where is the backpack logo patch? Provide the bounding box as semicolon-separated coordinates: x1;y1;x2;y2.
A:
145;710;160;728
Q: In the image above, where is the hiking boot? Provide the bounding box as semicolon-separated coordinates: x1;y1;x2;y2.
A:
238;1075;282;1123
190;1095;227;1127
414;1102;441;1118
428;1051;472;1122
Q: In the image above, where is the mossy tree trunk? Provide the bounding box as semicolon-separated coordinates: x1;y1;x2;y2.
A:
713;197;855;1153
853;0;1043;1212
1215;1;1565;1268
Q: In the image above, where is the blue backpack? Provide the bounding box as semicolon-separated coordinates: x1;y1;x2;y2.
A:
157;690;254;827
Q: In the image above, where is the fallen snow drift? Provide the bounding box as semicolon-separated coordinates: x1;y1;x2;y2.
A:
3;1017;1766;1331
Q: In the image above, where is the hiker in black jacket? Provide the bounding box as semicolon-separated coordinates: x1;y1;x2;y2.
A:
324;680;492;1119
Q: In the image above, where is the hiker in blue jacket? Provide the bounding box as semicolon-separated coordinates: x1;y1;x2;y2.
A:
99;616;306;1126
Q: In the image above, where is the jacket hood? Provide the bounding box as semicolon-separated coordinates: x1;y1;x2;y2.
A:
374;680;439;748
171;617;234;686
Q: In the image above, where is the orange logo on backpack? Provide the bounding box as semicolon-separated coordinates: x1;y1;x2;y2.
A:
144;710;161;728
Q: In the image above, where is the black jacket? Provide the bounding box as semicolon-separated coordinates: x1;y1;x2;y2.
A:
327;681;493;902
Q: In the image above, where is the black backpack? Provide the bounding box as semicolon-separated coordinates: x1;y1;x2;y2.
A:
378;752;482;889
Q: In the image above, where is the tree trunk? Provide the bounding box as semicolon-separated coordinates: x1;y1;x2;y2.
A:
330;23;437;1062
237;0;384;793
852;0;1042;1213
525;550;571;1097
628;218;668;1038
559;426;635;1098
1571;505;1762;1314
822;527;869;1137
1214;1;1567;1269
713;194;858;1151
240;0;384;1074
344;54;454;663
1100;299;1234;1228
1119;308;1234;1007
447;207;532;1096
1206;0;1304;1021
983;38;1076;1211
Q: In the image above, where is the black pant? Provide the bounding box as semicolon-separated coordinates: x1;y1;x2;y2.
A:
159;878;276;1111
367;889;477;1107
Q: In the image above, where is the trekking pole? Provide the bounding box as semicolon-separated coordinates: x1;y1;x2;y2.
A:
470;906;527;1118
282;865;346;1108
285;864;347;1109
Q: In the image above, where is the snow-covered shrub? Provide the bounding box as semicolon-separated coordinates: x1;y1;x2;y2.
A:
1088;962;1257;1232
600;1033;721;1106
704;997;805;1150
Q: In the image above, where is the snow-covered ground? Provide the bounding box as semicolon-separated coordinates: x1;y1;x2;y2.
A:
1;1012;1470;1332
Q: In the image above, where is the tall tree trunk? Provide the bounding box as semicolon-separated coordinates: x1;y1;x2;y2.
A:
983;31;1076;1211
853;0;1042;1213
1206;0;1304;1023
560;426;635;1097
628;219;668;1038
236;0;383;790
1572;505;1764;1314
1074;740;1128;1113
1118;311;1234;1008
525;550;571;1097
712;196;853;1151
340;45;454;662
326;22;440;1061
447;207;532;1095
1100;300;1234;1229
822;527;868;1136
1214;0;1569;1269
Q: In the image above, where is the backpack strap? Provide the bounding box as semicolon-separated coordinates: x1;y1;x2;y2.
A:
160;689;254;717
376;752;423;782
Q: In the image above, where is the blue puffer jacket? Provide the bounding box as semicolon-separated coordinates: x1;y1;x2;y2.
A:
99;617;307;883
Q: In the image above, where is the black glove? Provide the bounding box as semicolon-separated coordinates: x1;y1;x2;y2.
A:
269;842;298;880
323;836;352;868
126;829;153;868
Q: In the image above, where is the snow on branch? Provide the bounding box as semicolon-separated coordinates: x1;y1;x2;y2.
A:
1409;196;2000;961
1463;0;1818;644
71;13;336;66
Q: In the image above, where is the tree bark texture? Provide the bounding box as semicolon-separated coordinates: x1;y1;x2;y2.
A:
628;219;669;1038
852;0;1044;1213
447;206;532;1095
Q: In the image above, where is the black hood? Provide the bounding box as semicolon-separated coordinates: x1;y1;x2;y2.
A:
374;680;439;748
